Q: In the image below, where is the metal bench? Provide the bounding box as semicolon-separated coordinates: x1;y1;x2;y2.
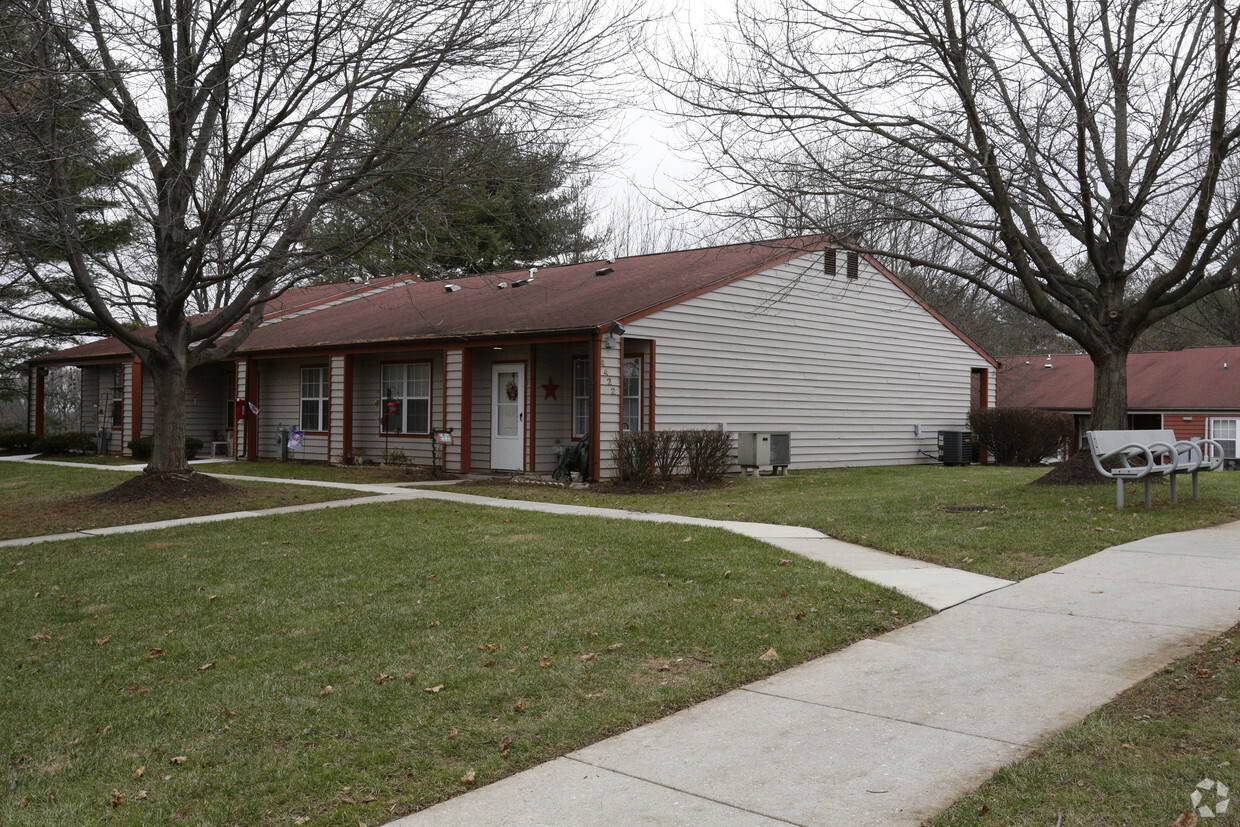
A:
1086;429;1225;510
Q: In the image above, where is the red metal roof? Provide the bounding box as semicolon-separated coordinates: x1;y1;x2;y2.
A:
999;348;1240;411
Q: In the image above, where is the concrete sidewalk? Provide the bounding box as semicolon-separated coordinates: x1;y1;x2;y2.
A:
6;456;1239;823
394;520;1240;826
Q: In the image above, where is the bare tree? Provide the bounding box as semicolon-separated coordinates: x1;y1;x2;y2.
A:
662;0;1240;428
1;0;642;477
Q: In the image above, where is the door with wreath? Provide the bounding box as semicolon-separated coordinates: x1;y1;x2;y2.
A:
491;363;525;470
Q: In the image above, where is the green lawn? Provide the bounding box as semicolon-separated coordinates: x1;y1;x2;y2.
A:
929;623;1240;826
460;466;1240;580
0;499;927;825
0;463;362;541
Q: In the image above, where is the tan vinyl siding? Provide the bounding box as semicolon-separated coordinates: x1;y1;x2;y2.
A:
235;360;249;458
79;367;100;433
596;345;622;477
256;359;330;462
329;356;346;463
624;251;994;469
444;349;464;472
349;351;444;466
184;363;233;447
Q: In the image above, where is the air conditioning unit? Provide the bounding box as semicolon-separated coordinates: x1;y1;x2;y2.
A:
738;432;792;475
938;430;973;466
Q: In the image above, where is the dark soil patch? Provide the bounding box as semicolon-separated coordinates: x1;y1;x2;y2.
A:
590;479;734;495
86;470;240;504
1028;450;1120;486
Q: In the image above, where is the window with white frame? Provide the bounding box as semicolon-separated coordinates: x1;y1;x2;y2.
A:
1209;418;1237;459
381;363;431;434
572;357;591;438
300;367;329;431
622;356;642;432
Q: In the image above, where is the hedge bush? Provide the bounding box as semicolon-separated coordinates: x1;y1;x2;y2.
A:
614;431;658;485
968;407;1073;465
28;432;95;454
127;436;204;461
0;432;37;452
681;429;733;481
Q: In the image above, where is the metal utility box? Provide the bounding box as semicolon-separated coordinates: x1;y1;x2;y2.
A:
938;430;973;466
738;432;791;475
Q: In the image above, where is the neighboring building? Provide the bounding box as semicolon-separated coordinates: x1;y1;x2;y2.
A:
998;348;1240;459
28;237;996;478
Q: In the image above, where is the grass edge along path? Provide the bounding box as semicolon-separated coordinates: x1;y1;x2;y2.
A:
454;466;1240;581
928;621;1240;826
1;498;929;826
0;461;367;541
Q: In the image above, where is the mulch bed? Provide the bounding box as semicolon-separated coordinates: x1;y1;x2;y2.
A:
1028;450;1129;487
85;470;240;504
460;477;733;495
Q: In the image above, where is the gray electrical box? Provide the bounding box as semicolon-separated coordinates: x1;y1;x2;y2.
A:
738;432;791;475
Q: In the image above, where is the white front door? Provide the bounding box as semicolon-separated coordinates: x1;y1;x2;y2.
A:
491;363;525;471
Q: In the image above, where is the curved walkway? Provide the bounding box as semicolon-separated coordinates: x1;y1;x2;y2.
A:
7;457;1239;824
0;456;1010;611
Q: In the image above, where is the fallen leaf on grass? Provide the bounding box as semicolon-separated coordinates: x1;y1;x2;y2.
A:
606;643;623;651
376;673;393;684
198;663;213;671
135;791;148;801
538;656;553;668
498;735;513;752
777;559;792;567
316;685;334;698
511;700;526;712
133;766;145;779
110;790;124;808
759;647;779;662
580;652;597;662
448;726;458;739
423;684;444;693
170;756;186;765
95;636;111;646
1173;811;1199;827
28;634;50;642
460;769;476;785
147;648;165;658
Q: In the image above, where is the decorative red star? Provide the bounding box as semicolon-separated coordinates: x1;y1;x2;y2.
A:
542;377;559;400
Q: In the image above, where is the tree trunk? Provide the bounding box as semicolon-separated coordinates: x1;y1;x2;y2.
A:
1089;349;1129;431
145;357;190;475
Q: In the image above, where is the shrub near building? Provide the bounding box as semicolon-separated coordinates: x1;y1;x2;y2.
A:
969;408;1074;465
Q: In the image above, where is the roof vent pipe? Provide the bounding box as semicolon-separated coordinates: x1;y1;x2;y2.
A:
444;284;460;293
594;267;613;277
